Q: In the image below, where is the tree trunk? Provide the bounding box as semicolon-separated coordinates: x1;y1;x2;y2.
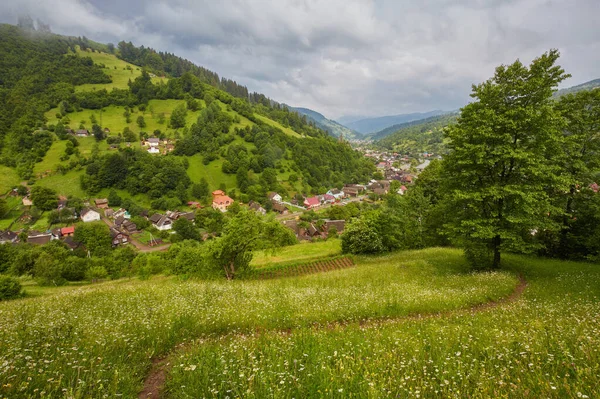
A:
492;234;501;269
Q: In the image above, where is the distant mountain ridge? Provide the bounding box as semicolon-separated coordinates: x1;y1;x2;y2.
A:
369;111;458;141
290;106;361;140
554;78;600;97
341;110;446;135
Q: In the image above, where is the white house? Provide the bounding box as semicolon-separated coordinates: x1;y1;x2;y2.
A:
147;147;160;154
147;137;160;147
326;189;345;200
268;192;282;203
149;214;172;231
80;208;101;222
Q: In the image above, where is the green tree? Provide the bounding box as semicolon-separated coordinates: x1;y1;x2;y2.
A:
0;275;22;300
30;186;58;211
442;50;569;269
205;210;296;279
108;189;122;207
0;198;7;217
73;222;112;257
170;104;187;129
173;218;201;241
341;214;384;254
92;123;104;141
136;115;146;129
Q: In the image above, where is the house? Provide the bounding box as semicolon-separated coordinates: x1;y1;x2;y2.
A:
110;228;129;247
268;192;282;203
113;208;130;219
22;197;33;206
212;190;234;212
416;159;431;172
397;185;407;195
175;212;196;222
248;201;266;215
105;208;115;218
271;201;288;215
51;228;62;240
148;213;162;224
80;208;101;222
187;201;201;209
150;214;172;231
114;215;126;228
63;236;80;251
304;196;320;209
373;187;388;196
27;230;52;245
95;198;109;209
148;147;160;154
326;189;345;200
61;226;75;237
121;220;137;234
0;230;19;244
344;187;360;197
76;129;89;137
323;219;345;235
147;137;160;147
322;194;336;204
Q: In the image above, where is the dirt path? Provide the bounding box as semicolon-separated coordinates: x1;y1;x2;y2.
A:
138;274;527;398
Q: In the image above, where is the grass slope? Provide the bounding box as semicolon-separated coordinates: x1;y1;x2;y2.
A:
251;239;342;267
0;165;20;194
0;248;518;398
255;114;302;138
74;48;167;92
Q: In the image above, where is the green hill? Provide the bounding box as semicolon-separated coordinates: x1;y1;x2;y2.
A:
0;23;374;210
375;113;458;156
290;106;362;140
554;78;600;97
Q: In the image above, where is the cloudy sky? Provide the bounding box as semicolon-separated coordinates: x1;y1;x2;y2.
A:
2;0;599;120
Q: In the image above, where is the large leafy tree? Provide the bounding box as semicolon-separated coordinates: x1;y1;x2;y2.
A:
443;50;569;269
205;210;296;279
543;89;600;259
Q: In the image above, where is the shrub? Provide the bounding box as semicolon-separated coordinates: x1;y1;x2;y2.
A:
0;275;22;300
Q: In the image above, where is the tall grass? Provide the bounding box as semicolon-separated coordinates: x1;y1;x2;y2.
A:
167;254;600;398
0;248;515;398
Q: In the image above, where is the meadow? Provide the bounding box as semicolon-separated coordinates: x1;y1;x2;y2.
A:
73;48;167;92
0;248;519;398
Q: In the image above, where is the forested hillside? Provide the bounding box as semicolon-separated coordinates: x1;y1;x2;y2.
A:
0;24;373;205
554;78;600;97
290;107;362;140
375;113;458;155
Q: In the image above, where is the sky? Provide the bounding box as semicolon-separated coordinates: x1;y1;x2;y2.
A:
2;0;599;120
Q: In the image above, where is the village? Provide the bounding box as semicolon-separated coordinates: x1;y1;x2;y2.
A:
0;153;424;251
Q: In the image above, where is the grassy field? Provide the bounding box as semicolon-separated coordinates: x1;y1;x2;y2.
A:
185;154;237;191
165;253;600;398
251;239;342;267
74;48;167;92
0;248;521;398
255;114;303;138
45;100;202;140
34;169;86;198
0;165;20;194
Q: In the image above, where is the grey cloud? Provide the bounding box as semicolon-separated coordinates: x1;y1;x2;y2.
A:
1;0;599;119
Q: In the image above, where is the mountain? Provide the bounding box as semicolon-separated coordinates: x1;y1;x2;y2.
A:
290;107;362;140
375;113;459;157
554;78;600;97
336;115;369;125
368;111;455;141
0;23;374;203
343;110;446;135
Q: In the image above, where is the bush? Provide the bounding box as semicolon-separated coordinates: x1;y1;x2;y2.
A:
86;266;108;283
0;275;22;300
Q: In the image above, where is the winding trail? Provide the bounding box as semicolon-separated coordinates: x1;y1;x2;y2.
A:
138;274;527;398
